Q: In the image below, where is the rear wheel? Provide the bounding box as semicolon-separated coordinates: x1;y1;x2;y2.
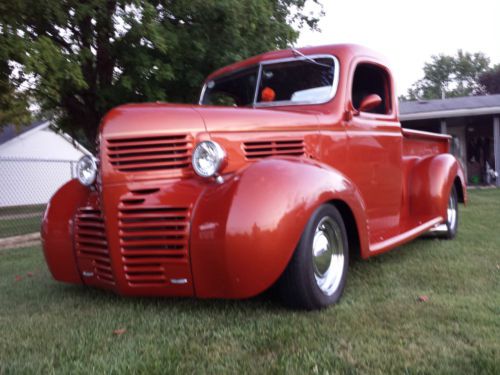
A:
277;204;349;310
432;185;458;239
444;184;458;239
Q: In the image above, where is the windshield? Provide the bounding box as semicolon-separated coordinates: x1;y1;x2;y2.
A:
201;67;258;107
200;55;337;107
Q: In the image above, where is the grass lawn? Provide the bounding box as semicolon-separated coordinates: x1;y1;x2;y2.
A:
0;204;46;216
0;190;499;374
0;204;45;238
0;215;42;238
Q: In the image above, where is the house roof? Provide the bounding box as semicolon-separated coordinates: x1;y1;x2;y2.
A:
0;120;91;156
0;120;47;145
400;94;500;121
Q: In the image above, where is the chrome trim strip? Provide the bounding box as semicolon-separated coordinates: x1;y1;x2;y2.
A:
252;64;263;106
199;83;207;105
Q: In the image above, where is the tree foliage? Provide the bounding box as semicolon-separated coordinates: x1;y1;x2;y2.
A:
405;50;490;101
0;34;31;126
0;0;322;145
479;64;500;95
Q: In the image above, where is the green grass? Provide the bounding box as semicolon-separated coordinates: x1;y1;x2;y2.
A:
0;215;42;238
0;204;45;238
0;204;46;216
1;190;499;374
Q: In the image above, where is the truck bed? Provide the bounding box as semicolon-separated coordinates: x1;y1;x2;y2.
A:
402;128;451;157
367;128;453;255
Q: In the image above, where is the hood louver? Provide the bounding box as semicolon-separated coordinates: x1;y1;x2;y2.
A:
243;139;305;159
106;134;192;172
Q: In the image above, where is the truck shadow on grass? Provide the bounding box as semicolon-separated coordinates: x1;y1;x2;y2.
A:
51;236;453;313
54;282;290;313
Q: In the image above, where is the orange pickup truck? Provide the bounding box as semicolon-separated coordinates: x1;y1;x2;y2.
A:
42;44;467;309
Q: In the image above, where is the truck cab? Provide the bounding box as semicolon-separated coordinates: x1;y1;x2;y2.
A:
42;44;467;309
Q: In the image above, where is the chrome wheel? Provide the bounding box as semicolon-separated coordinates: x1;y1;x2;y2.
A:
427;185;458;239
312;217;345;296
447;193;457;229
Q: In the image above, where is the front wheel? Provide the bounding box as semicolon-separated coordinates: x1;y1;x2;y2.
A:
277;204;349;310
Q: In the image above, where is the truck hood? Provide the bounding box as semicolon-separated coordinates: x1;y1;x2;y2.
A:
193;105;318;133
100;103;318;138
100;103;207;139
99;103;319;184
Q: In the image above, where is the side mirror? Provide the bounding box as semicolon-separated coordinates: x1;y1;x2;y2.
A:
358;94;382;113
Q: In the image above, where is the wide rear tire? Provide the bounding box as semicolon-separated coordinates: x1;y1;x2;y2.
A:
277;204;349;310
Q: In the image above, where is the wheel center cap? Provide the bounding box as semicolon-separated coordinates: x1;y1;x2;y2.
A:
313;230;332;275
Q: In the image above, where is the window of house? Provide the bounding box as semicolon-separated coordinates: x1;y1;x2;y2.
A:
352;63;392;115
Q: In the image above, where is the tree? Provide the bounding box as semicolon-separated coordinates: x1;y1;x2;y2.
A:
405;50;490;100
0;0;322;147
479;64;500;94
0;34;31;126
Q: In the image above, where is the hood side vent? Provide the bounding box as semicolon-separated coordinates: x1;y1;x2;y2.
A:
243;139;305;159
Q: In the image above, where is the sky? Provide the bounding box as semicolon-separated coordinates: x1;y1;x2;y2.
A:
298;0;500;97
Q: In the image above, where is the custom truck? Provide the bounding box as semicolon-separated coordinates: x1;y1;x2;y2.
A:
42;44;467;309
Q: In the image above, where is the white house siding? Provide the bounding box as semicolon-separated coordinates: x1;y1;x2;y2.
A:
0;123;88;207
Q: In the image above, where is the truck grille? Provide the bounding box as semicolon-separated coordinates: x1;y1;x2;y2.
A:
118;202;189;286
243;139;304;159
106;134;192;172
75;207;115;285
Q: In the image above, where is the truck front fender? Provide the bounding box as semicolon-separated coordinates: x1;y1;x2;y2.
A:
41;179;89;284
190;158;368;299
409;153;462;220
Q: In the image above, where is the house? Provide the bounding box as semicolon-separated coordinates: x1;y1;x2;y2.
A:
400;94;500;186
0;120;90;207
0;120;89;159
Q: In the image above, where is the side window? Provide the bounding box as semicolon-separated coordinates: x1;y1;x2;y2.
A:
352;63;392;115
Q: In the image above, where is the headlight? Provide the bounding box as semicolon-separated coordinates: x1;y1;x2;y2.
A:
76;155;98;186
192;141;225;178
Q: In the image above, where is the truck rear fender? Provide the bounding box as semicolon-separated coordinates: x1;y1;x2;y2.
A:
454;165;467;205
408;154;464;220
190;157;369;299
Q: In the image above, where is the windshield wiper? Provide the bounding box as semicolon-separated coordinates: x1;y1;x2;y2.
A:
290;48;331;68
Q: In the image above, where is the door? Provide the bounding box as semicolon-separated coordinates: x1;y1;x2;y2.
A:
344;62;403;244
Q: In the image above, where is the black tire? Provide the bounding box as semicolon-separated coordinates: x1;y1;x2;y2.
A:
277;204;349;310
438;184;458;239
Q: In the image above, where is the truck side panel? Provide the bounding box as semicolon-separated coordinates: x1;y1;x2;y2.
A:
401;129;453;224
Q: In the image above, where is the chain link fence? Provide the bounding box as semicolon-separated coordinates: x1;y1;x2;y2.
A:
0;157;77;238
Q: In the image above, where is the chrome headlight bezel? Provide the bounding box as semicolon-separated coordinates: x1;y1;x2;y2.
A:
76;155;98;186
191;141;225;178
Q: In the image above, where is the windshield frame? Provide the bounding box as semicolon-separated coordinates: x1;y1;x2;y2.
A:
199;54;340;108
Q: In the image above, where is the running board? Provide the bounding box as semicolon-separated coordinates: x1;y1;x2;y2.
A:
369;217;444;255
